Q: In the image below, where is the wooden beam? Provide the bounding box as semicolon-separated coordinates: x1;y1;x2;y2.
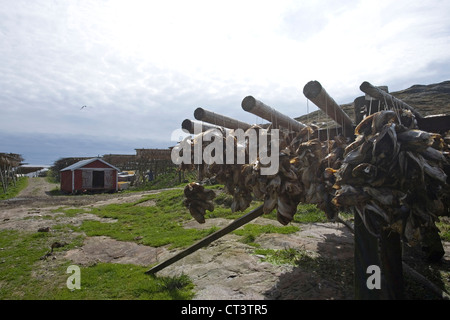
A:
360;81;423;119
241;96;307;131
354;96;366;124
416;115;450;133
303;81;354;137
181;119;225;134
194;107;252;130
146;205;264;275
354;212;382;300
379;229;404;299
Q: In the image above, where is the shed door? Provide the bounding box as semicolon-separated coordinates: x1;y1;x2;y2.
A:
92;171;105;188
104;170;114;189
82;170;92;188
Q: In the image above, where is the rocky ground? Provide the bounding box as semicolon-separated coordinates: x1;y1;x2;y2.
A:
1;177;449;300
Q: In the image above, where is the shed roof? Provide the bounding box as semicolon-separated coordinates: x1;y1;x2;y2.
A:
60;158;120;172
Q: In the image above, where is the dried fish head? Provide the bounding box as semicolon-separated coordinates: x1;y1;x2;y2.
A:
282;180;303;196
332;185;369;207
343;141;371;164
324;167;337;180
371;123;398;160
398;109;417;129
404;214;422;246
354;110;396;136
371;110;397;134
276;193;299;225
362;187;405;206
263;191;278;214
354;113;375;136
352;163;378;181
344;135;364;156
266;175;282;193
398;129;434;151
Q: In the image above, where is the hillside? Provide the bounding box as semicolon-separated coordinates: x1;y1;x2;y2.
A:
296;80;450;128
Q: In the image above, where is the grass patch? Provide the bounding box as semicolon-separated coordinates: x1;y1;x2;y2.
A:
253;248;315;266
72;189;219;249
437;218;450;242
0;176;28;200
55;263;194;300
130;169;197;191
233;224;300;246
253;247;353;290
0;229;194;300
292;204;329;223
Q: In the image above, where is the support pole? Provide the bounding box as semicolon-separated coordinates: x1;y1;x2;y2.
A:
303;81;355;137
354;212;382;299
379;229;404;299
353;96;366;125
194;107;252;130
241;96;307;131
146;205;264;275
359;81;423;119
181;119;225;134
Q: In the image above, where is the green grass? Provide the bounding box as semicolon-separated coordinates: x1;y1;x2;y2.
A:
130;169;197;191
0;228;194;300
0;176;28;200
55;263;194;300
292;203;330;223
233;224;300;246
0;182;354;300
253;248;316;266
253;247;353;290
71;189;219;249
437;218;450;242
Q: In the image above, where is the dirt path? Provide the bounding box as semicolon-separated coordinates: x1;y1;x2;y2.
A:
17;177;58;198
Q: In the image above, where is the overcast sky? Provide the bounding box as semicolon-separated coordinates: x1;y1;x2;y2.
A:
1;0;450;165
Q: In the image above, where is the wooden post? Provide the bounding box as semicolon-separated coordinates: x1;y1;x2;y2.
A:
416;115;450;133
379;229;404;299
181;119;226;134
303;81;354;137
360;81;423;119
353;96;366;125
194;107;252;130
354;212;382;299
146;204;265;275
241;96;307;131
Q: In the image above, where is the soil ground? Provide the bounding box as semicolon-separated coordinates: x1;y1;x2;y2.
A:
1;177;449;300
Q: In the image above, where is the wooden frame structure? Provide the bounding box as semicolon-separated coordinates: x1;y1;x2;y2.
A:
148;80;450;300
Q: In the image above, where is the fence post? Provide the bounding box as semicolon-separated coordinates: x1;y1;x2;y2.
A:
354;212;382;299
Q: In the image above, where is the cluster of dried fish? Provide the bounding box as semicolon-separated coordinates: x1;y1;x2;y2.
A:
332;109;449;246
183;182;215;224
180;125;347;225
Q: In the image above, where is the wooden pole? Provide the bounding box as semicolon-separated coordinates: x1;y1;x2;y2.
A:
353;96;366;125
146;205;264;275
194;107;252;130
241;96;307;131
359;81;423;119
379;229;404;299
181;119;226;134
416;115;450;133
354;212;382;299
303;81;354;137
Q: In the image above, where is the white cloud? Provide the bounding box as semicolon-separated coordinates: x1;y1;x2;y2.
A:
0;0;449;164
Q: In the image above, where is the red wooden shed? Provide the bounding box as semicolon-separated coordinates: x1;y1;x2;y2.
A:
60;158;119;194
